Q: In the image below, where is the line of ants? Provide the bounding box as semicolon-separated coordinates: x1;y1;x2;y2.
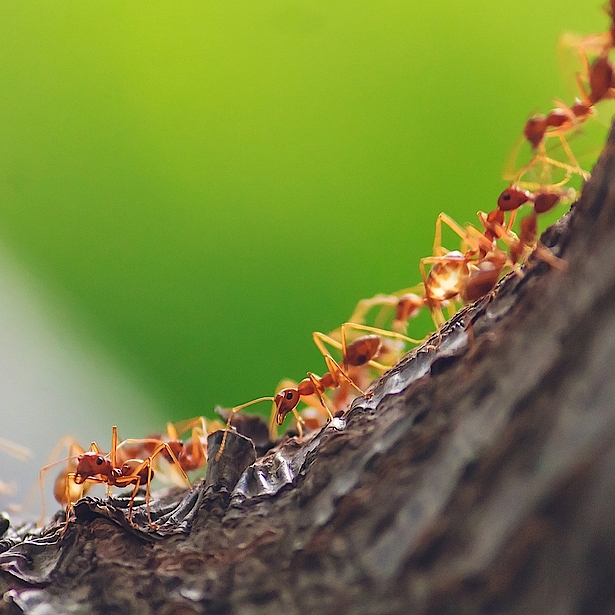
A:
5;2;615;531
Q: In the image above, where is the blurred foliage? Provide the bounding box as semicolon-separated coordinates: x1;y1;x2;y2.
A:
0;1;608;424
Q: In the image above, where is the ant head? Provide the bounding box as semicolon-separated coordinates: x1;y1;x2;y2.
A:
498;187;530;212
274;388;300;424
523;115;547;148
74;452;108;484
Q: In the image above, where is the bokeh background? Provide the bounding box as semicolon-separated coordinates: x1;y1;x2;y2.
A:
0;1;608;506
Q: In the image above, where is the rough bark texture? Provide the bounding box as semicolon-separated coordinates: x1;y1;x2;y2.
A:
1;125;615;615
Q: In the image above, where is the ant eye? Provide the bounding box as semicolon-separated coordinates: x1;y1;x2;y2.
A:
285;391;294;400
96;456;104;465
502;193;511;201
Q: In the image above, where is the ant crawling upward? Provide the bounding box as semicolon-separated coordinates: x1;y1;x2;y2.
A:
215;323;418;460
494;183;576;264
517;4;615;190
348;212;515;335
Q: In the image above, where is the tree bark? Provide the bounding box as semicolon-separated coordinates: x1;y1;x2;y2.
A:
1;124;615;615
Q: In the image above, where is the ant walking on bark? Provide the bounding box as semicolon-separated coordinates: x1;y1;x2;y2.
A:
215;324;419;460
41;426;190;528
348;212;516;334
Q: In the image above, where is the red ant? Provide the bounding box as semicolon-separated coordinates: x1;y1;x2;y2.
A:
517;27;615;188
494;184;575;264
215;324;417;460
118;416;220;482
348;213;514;333
42;427;190;528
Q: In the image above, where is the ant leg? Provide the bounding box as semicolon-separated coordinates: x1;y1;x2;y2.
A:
124;476;143;527
124;458;157;528
313;331;347;371
348;294;400;325
103;427;120;498
166;422;179;441
124;442;189;527
268;401;279;443
341;322;425;346
168;416;208;440
33;438;84;526
0;437;30;461
323;355;369;399
61;471;85;531
154;442;189;486
110;426;118;469
533;243;568;271
556;134;590;181
431;306;446;329
574;45;593;107
418;258;437;328
505;209;518;233
291;409;305;439
306;372;335;421
215;397;276;461
145;460;157;527
434;213;491;256
446;300;459;320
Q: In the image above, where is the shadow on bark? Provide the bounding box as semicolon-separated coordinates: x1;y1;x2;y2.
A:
1;124;615;615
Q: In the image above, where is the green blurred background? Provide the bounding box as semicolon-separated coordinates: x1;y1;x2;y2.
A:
0;0;608;435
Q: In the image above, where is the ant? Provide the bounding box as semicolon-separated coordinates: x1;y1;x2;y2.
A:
560;1;615;77
516;31;615;189
348;213;514;333
494;183;575;264
215;324;416;460
42;427;190;528
118;416;220;482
